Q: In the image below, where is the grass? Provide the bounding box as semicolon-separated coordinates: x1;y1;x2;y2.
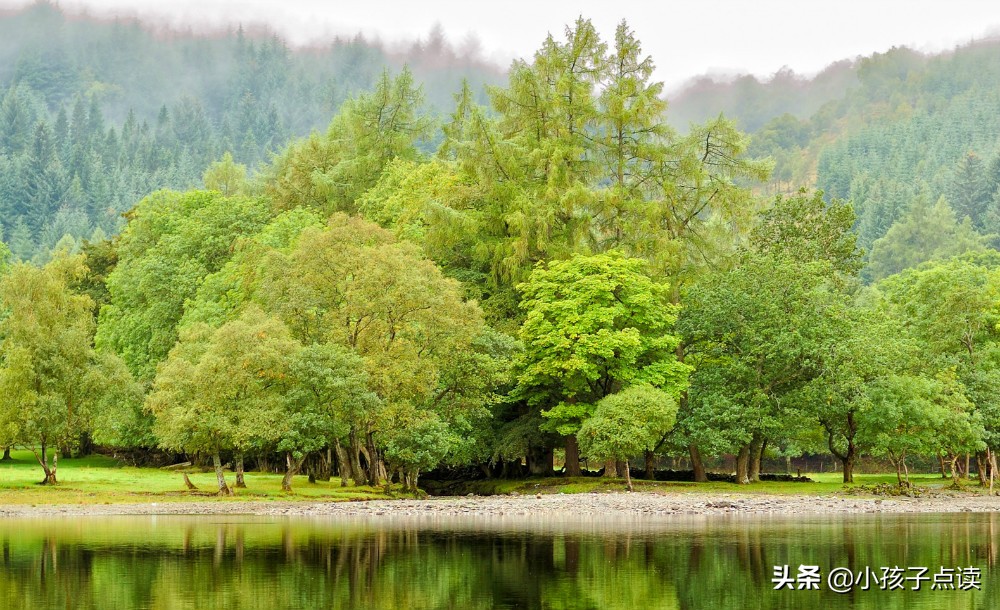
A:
427;471;982;497
0;449;986;505
0;449;390;505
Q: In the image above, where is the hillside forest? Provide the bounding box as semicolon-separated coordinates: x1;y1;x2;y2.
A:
2;5;1000;493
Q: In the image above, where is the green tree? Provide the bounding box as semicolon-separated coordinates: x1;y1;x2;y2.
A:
0;254;98;483
148;309;297;495
96;190;272;382
513;252;690;476
576;385;678;490
202;151;248;196
255;214;487;486
866;195;987;282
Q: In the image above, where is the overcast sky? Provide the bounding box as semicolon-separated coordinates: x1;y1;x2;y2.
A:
6;0;1000;90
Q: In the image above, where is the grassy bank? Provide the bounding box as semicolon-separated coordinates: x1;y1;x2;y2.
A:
424;472;971;497
0;450;388;505
0;449;984;505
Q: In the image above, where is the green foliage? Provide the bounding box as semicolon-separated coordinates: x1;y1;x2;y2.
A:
514;252;689;437
866;195;987;282
96;190;272;380
148;309;297;457
576;385;678;462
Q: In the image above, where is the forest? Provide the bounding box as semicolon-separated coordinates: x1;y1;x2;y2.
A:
2;4;1000;495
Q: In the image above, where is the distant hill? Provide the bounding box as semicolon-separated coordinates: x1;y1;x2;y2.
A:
0;2;504;259
667;38;1000;275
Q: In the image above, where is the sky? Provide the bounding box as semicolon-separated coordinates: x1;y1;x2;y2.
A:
5;0;1000;90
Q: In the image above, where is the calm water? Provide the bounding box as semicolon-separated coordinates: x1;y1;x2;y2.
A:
0;512;997;609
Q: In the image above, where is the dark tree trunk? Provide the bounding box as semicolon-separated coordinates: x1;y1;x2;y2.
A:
1;447;10;461
977;451;988;487
938;453;948;478
348;430;364;486
364;431;384;486
183;473;198;491
234;454;247;488
78;431;94;457
735;445;750;485
689;443;708;482
564;435;581;477
213;452;232;496
748;435;764;483
644;450;655;480
624;460;633;492
527;444;554;476
826;418;857;484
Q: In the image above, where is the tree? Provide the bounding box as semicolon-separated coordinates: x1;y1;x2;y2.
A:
948;152;992;230
0;254;99;484
283;343;377;491
577;386;678;491
799;296;914;482
202;151;248;196
866;195;987;282
878;255;1000;481
148;309;297;495
680;254;846;484
255;214;486;487
96;190;272;381
513;252;690;476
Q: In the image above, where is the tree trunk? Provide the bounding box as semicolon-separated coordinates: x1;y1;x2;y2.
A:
644;450;655;480
842;452;855;484
624;459;633;492
735;445;750;484
527;444;554;476
1;446;10;461
564;435;581;477
365;431;383;486
977;451;989;487
78;431;94;457
234;454;247;488
213;452;232;496
689;443;708;482
748;435;764;483
348;430;364;486
949;454;961;486
963;453;971;480
32;441;57;485
990;448;997;494
891;454;902;485
604;459;618;477
282;452;305;492
938;453;948;478
334;439;351;487
183;473;198;491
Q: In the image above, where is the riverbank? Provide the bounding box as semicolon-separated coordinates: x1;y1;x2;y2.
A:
2;489;998;518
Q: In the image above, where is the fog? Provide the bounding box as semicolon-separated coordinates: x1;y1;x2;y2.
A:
2;0;1000;89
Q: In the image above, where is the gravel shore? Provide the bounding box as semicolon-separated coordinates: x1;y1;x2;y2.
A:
2;491;998;518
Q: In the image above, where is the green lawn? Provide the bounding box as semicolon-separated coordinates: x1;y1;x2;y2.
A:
0;449;389;504
0;449;983;505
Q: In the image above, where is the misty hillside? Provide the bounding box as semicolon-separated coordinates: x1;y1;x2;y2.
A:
0;2;503;259
669;38;1000;279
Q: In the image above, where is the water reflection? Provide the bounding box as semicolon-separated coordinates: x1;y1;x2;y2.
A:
0;513;995;609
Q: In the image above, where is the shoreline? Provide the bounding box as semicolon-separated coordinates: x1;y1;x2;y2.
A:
2;491;998;518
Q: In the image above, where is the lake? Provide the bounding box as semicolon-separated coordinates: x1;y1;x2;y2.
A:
0;512;995;609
